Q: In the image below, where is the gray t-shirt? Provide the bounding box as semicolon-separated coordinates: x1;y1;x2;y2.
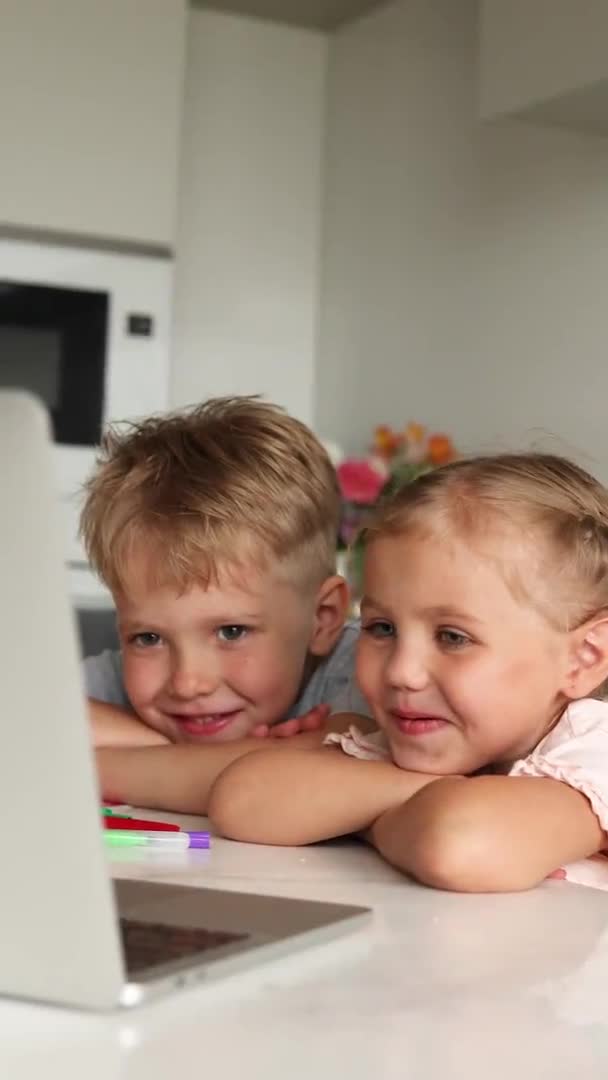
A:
82;620;371;720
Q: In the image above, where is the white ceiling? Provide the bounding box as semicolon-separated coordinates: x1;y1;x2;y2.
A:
192;0;385;31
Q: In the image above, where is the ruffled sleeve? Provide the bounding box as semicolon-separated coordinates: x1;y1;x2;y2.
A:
323;725;391;761
509;699;608;833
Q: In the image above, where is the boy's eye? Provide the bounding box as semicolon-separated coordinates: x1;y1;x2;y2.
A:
129;632;162;648
217;625;248;643
362;619;395;639
436;627;471;650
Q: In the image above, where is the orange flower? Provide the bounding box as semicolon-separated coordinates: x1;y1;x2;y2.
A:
427;433;455;465
373;424;401;459
404;422;426;445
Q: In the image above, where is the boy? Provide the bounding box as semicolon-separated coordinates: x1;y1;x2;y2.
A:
82;396;371;812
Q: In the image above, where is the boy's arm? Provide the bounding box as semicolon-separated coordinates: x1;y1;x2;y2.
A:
95;729;344;814
97;741;281;814
208;748;440;844
368;775;606;893
89;699;170;748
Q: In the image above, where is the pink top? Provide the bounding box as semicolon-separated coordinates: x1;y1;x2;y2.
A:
324;698;608;891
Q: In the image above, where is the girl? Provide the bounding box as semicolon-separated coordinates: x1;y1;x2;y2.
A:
209;454;608;893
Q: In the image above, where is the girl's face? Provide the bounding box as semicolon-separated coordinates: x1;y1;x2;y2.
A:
356;531;572;775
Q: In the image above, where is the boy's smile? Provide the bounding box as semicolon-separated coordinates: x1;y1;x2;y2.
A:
116;558;320;744
165;709;248;739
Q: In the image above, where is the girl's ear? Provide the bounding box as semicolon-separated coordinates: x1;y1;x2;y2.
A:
564;616;608;699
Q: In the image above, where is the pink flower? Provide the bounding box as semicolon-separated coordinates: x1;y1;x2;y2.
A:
337;458;387;504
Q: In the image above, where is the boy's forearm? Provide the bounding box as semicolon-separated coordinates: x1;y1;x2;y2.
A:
95;732;325;814
369;774;605;892
208;749;439;845
89;699;169;748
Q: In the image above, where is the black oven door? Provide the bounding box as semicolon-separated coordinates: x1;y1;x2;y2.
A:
0;281;108;446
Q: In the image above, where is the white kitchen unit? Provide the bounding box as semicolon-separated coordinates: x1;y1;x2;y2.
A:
170;10;326;427
0;0;187;248
0;236;173;604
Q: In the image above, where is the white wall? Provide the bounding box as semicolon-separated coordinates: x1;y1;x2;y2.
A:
171;10;327;426
317;0;608;481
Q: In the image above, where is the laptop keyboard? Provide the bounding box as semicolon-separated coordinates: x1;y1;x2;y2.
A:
120;917;249;975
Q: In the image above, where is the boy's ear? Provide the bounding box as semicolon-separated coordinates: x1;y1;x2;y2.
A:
309;575;351;657
564;615;608;700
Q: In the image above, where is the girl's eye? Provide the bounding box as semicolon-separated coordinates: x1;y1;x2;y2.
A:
436;627;471;650
217;625;248;643
362;619;395;639
129;632;162;648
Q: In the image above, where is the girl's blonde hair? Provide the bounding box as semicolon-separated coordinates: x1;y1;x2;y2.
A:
80;396;340;595
364;453;608;633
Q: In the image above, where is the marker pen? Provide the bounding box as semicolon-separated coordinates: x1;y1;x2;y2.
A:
104;829;210;850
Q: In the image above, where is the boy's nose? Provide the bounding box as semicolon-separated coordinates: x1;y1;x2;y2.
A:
169;656;220;700
384;642;431;692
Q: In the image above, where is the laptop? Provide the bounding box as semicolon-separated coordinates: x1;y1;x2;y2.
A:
0;391;370;1010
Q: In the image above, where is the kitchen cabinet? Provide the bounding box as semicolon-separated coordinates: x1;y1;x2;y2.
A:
0;0;187;248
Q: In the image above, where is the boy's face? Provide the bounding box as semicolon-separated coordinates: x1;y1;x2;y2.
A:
115;557;335;744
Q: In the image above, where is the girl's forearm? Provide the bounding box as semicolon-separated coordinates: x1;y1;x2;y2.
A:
368;774;605;892
208;749;440;845
368;777;466;885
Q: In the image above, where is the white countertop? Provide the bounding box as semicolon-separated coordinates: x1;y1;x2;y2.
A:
3;811;608;1079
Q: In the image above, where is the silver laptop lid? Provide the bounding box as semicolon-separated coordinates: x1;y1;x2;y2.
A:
0;392;124;1008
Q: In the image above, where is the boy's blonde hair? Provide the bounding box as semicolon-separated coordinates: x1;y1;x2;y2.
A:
81;397;340;595
364;452;608;633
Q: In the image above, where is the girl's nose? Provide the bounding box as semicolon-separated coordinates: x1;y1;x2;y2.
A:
384;641;431;692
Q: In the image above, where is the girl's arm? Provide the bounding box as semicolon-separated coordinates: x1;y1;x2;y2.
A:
208;748;441;844
368;774;606;892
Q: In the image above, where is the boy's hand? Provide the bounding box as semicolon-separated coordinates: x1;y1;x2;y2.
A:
250;703;330;739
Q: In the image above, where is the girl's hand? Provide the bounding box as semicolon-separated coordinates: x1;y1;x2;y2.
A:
251;704;330;739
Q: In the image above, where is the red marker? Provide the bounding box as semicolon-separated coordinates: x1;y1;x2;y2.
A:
103;815;180;832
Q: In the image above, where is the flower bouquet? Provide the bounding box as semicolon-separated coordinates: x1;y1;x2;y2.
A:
334;423;456;602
